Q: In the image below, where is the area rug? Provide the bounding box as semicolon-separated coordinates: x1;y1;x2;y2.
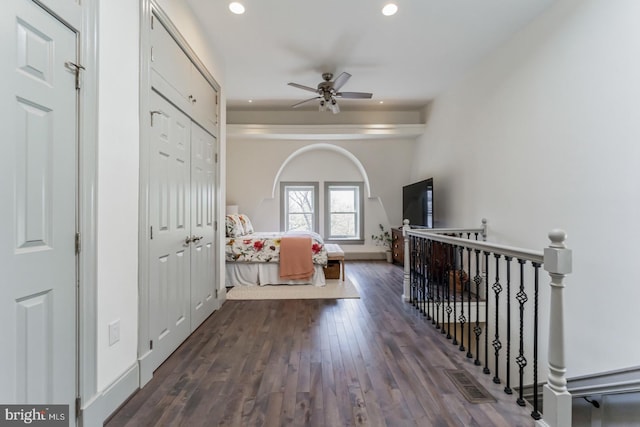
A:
226;279;360;300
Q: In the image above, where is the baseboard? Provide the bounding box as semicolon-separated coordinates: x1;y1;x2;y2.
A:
81;362;139;427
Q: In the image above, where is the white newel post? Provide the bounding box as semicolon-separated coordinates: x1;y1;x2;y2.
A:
402;219;410;301
538;230;572;427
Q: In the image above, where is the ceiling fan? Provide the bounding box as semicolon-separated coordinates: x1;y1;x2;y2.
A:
288;72;373;113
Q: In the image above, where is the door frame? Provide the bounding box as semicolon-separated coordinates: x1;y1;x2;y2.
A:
138;0;221;386
77;0;99;414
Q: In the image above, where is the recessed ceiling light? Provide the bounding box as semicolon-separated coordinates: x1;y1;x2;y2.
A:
248;99;253;103
382;3;398;16
379;101;384;104
229;2;245;14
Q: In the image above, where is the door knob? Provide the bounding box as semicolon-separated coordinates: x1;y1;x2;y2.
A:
191;235;203;243
184;236;192;246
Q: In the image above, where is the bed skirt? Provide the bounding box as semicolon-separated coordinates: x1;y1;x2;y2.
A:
225;263;326;287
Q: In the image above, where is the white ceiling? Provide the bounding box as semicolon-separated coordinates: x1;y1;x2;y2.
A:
186;0;555;111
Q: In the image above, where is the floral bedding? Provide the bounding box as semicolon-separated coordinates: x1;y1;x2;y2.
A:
225;231;327;265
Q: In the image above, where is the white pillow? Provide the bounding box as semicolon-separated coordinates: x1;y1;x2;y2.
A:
238;214;254;235
225;214;244;237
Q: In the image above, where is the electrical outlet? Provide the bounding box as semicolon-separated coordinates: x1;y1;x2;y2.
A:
109;319;120;346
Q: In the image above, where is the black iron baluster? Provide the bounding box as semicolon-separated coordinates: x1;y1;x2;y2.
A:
492;253;503;384
451;245;459;346
434;242;441;329
504;256;513;395
445;244;453;338
483;251;490;375
418;237;424;314
457;245;466;352
424;239;433;320
516;259;528;407
466;246;473;359
531;262;541;420
473;249;482;366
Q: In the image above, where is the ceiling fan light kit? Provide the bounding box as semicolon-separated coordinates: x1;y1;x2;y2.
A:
288;71;372;113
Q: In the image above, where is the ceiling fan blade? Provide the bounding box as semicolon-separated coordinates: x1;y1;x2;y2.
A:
291;96;320;108
288;82;319;94
336;91;373;99
332;72;351;91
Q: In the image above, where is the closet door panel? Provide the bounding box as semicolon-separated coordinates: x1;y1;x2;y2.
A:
190;68;218;136
190;123;217;328
150;16;191;113
148;90;192;372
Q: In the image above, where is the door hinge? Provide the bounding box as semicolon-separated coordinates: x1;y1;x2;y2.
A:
65;61;85;90
215;153;218;163
150;340;153;350
150;226;153;240
151;14;155;29
214;220;217;232
75;232;81;254
75;397;82;418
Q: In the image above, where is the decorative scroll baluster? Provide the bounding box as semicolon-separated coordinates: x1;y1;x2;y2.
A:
413;236;419;308
492;254;503;384
473;249;482;366
425;240;435;320
466;247;473;359
483;251;490;375
516;259;528;407
420;237;427;314
445;245;453;338
531;262;541;420
458;245;466;351
504;256;513;395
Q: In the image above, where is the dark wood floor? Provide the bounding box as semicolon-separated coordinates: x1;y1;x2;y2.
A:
105;261;536;426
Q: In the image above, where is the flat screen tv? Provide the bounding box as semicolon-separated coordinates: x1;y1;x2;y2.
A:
402;178;434;228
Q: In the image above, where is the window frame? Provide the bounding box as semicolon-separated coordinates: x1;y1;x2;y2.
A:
280;181;319;232
324;181;364;244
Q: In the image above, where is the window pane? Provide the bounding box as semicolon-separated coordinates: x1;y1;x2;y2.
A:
330;213;355;236
330;189;355;212
288;213;313;231
287;189;313;213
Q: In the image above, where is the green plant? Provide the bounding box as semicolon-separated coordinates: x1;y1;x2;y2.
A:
371;224;392;250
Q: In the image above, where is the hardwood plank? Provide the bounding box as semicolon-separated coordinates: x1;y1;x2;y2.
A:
105;261;537;427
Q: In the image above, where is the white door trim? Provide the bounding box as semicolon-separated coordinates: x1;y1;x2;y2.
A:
77;0;99;415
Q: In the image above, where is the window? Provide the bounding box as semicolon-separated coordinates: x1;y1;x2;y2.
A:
325;182;364;243
280;182;319;232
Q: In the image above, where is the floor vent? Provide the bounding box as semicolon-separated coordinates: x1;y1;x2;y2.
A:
444;369;497;404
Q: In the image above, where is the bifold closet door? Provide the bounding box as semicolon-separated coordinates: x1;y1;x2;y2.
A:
148;90;192;372
189;123;217;328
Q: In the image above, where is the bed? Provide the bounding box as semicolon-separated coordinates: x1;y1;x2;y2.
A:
224;214;328;287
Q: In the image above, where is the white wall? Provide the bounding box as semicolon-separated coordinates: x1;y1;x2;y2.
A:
96;0;140;391
226;138;416;250
412;0;640;377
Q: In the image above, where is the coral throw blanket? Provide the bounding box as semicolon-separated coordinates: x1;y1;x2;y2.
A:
279;236;314;280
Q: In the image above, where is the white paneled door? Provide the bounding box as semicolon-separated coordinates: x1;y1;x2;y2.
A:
189;123;217;328
148;91;192;372
0;0;78;420
148;91;218;373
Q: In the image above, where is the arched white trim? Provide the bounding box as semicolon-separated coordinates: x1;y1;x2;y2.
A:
270;143;372;199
